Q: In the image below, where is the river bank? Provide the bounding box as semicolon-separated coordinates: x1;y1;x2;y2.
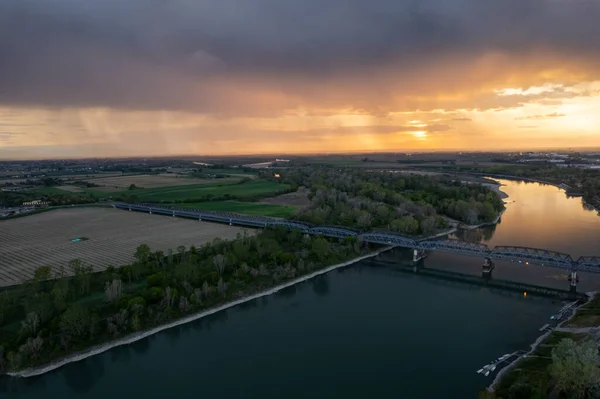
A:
7;246;394;378
442;207;506;232
488;291;596;393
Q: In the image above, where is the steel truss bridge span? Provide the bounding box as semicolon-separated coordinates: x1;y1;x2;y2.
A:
112;202;600;273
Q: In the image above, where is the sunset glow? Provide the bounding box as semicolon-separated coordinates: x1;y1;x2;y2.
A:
1;0;599;159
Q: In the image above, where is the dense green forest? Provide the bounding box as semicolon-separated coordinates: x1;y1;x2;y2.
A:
0;228;369;373
279;168;504;235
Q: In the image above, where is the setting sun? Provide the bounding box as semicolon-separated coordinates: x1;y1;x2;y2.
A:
411;131;428;140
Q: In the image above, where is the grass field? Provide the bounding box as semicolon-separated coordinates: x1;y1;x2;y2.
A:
563;295;600;327
25;178;291;205
130;179;291;202
0;208;250;287
178;201;297;218
83;173;237;189
34;187;89;196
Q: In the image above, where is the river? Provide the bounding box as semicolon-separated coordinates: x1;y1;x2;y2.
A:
2;179;599;398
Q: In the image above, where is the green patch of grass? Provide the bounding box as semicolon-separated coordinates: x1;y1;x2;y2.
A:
563;297;600;327
178;201;296;218
131;179;290;203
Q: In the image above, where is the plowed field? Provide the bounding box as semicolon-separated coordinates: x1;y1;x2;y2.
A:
0;207;250;286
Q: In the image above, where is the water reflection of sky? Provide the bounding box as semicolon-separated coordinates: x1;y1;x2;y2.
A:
484;179;600;258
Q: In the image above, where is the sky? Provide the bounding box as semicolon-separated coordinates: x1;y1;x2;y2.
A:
1;0;600;159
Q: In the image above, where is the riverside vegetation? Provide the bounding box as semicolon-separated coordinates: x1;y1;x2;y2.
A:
419;164;600;210
482;333;600;399
0;228;369;374
279;167;504;235
484;295;600;399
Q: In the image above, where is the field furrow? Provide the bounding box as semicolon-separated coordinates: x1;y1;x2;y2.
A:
0;208;252;286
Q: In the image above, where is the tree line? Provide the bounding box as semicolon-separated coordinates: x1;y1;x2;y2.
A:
0;228;368;373
0;191;96;208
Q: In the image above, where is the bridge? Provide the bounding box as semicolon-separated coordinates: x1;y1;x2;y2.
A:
112;202;600;288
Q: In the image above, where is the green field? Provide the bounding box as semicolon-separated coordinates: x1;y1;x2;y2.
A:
178;201;296;218
199;168;257;175
30;179;290;204
127;179;290;202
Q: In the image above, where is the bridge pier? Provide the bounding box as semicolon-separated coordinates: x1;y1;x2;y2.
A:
482;257;495;279
568;270;579;294
413;248;427;263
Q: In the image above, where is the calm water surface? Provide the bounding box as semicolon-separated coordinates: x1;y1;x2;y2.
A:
2;179;599;398
426;179;600;291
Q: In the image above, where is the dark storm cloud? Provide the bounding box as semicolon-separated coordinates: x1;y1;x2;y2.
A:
1;0;599;113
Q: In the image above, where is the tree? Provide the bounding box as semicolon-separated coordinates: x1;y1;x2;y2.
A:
51;279;69;313
311;237;331;261
356;210;373;229
550;338;600;399
60;305;90;338
33;265;52;282
421;216;437;235
177;245;186;262
27;292;53;324
480;201;497;222
119;265;133;283
213;254;227;276
20;312;40;336
134;244;151;264
69;259;93;295
202;281;212;298
22;337;43;360
105;279;123;303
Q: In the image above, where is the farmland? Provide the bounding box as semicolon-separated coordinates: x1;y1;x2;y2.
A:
83;173;234;190
0;208;250;287
127;179;291;203
178;201;297;218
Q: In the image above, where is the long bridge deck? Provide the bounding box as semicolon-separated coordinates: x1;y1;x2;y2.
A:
112;202;600;273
